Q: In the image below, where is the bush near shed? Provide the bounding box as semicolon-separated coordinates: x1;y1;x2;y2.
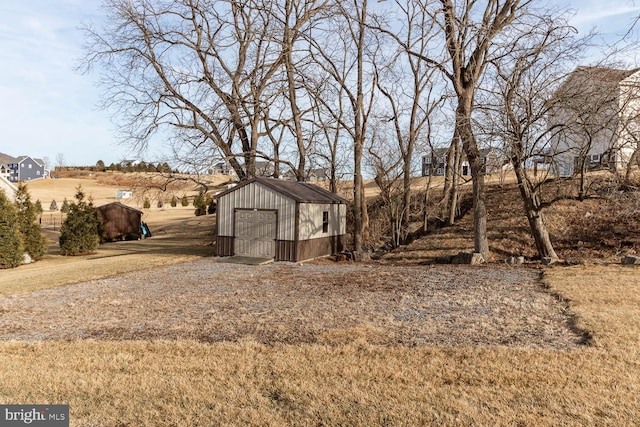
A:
59;187;103;256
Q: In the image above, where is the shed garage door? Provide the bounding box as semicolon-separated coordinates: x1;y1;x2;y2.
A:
234;210;277;258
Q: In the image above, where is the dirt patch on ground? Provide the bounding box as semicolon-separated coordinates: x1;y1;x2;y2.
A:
0;260;582;350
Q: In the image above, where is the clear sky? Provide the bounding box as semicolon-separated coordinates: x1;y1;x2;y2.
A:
1;0;639;168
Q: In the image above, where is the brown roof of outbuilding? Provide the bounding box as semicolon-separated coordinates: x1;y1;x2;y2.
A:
97;201;144;214
215;177;348;204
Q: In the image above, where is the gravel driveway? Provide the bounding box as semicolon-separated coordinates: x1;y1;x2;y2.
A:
0;259;583;349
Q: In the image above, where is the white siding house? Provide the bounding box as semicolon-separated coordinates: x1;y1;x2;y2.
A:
549;67;640;176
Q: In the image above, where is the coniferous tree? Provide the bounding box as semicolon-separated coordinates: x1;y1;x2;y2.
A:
0;190;24;268
193;189;207;216
59;186;102;256
170;194;178;207
50;199;58;211
34;199;43;215
181;195;189;207
14;183;47;261
60;198;70;214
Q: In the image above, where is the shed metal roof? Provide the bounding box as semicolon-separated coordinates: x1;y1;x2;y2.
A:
216;177;348;204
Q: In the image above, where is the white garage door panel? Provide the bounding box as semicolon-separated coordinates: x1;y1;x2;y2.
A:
234;210;276;258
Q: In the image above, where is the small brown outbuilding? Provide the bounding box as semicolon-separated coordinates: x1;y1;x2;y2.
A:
97;202;144;241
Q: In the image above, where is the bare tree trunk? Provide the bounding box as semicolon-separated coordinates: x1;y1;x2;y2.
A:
423;173;433;233
577;154;588;200
273;144;281;179
527;210;558;260
361;178;369;246
441;134;455;216
283;0;306;181
351;0;371;257
447;139;462;225
441;126;463;225
513;161;559;260
402;160;412;232
353;151;364;253
625;146;640;184
458;103;489;259
329;167;337;194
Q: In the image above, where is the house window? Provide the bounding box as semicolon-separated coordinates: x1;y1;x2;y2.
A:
37;171;41;175
591;154;600;163
436;168;444;175
322;211;329;233
28;164;32;169
424;157;431;165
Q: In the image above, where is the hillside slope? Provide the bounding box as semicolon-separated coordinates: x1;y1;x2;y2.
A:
381;179;640;264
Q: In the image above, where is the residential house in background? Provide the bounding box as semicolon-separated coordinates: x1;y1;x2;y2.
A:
548;66;640;176
255;161;275;177
120;159;143;168
0;153;16;181
282;167;331;183
209;160;276;179
209;161;331;183
209;161;239;180
0;154;49;182
421;147;503;177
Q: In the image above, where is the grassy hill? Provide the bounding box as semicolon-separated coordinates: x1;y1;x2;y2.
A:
378;174;640;264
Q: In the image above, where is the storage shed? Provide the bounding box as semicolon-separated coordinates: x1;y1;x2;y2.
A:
97;202;144;241
215;177;348;262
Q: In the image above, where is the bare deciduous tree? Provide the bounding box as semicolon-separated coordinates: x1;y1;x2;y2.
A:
479;12;589;262
81;0;328;181
409;0;533;260
372;0;444;241
306;0;379;256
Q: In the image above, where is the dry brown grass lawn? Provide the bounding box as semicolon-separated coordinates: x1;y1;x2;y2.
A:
0;174;217;296
0;174;639;425
0;265;638;426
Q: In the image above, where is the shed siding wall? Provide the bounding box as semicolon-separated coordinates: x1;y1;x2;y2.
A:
298;203;346;240
217;182;296;240
295;234;345;261
98;205;142;240
216;235;234;257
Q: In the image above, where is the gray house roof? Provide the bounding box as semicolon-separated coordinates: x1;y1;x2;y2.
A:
216;177;348;204
0;153;17;166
